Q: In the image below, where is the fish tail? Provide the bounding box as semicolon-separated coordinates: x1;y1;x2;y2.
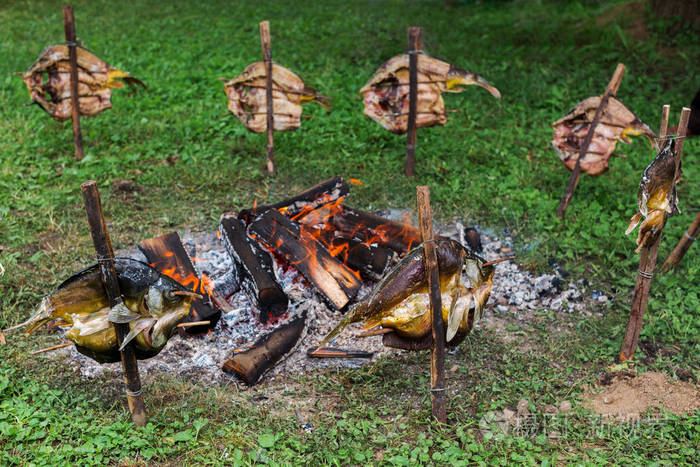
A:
22;297;63;335
446;68;501;98
315;301;366;350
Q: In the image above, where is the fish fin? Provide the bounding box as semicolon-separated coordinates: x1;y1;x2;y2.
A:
122;76;147;90
108;301;140;324
360;317;382;332
22;297;60;335
626;212;643;235
118;319;155;352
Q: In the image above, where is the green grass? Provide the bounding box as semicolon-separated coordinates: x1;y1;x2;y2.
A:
1;0;699;464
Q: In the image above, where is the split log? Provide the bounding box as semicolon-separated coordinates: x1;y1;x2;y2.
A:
328;205;422;255
314;228;392;279
222;313;306;385
139;232;221;335
219;212;288;323
238;176;349;224
249;210;361;310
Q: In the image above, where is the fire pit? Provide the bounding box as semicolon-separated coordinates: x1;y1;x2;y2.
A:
41;178;605;385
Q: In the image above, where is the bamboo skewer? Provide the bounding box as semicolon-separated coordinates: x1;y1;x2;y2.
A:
176;320;211;329
259;21;275;175
416;186;446;423
62;6;84;161
556;63;626;218
405;27;423;177
32;342;72;355
619;107;690;362
81;181;146;426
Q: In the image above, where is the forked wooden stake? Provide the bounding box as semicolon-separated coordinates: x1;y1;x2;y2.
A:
619;107;690;362
416;186;446;423
556;63;626;218
81;181;146;426
405;27;423;177
259;20;275;175
63;5;84;161
662;212;700;273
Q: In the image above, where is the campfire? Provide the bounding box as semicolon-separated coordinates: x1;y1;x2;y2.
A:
121;177;452;384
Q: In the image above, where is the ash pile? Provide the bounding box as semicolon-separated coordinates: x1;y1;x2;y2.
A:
63;177;604;385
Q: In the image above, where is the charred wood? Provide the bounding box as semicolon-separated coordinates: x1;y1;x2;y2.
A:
249;210;361;310
138;232;221;335
219;213;287;323
222;313;306;385
328;205;422;255
238;176;349;223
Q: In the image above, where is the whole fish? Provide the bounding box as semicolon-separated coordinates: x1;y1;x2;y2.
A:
552;96;655;175
626;138;680;251
223;61;330;133
22;44;144;121
360;53;501;134
22;258;196;363
317;239;495;348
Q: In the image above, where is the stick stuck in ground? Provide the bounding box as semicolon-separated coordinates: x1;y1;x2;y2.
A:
619;107;690;362
405;27;423;177
416;185;446;423
62;5;84;161
259;20;275;174
81;181;146;426
556;63;625;218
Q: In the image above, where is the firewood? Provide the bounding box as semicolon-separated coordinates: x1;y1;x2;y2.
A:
328;205;422;255
139;232;221;335
222;313;306;385
249;210;361;310
238;176;349;224
313;228;392;279
219;212;288;323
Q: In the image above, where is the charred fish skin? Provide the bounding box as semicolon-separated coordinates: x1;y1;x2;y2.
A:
360;54;501;134
552;96;656;175
21;45;143;121
626;139;680;249
24;258;193;363
223;61;329;133
317;239;494;348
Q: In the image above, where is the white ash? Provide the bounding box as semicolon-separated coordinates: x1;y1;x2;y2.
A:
62;214;608;386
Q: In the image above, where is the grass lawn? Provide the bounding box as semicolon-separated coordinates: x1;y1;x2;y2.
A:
1;0;699;464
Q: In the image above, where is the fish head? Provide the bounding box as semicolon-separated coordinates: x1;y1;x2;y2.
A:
445;67;501;98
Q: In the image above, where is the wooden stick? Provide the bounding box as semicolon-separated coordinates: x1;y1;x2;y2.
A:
32;342;72;355
619;107;690;361
176;320;211;329
482;256;516;267
62;6;84;161
356;328;394;338
659;104;670;140
416;186;446;423
661;211;700;273
259;20;275;175
81;181;146;426
556;63;625;218
405;27;423;177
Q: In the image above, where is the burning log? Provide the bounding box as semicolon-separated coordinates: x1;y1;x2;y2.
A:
320;233;392;279
249;210;362;310
222;313;306;385
328;205;422;255
219;213;288;323
238;176;349;224
139;232;221;335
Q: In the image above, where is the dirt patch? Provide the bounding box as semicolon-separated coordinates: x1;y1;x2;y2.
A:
583;371;700;421
596;1;650;41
